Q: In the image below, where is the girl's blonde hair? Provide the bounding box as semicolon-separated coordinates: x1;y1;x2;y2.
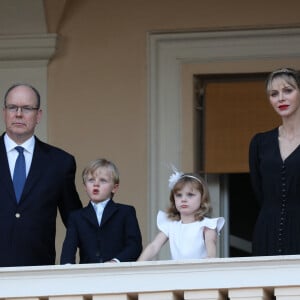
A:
167;173;211;221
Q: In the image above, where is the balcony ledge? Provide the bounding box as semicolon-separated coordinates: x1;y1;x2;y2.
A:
1;255;300;298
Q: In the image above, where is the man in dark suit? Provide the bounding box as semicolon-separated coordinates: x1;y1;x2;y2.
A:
60;158;142;264
0;83;82;267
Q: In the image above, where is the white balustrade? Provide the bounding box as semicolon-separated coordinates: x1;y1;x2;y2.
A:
1;256;300;300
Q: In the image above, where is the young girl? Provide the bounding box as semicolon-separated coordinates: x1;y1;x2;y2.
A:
138;169;225;260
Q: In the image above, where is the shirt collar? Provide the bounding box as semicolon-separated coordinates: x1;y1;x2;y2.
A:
4;133;35;154
91;198;110;209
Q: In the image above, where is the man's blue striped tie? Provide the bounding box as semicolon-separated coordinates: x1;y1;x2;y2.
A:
13;146;26;202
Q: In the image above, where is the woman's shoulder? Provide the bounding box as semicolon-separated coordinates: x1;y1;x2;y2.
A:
252;127;278;139
250;127;279;146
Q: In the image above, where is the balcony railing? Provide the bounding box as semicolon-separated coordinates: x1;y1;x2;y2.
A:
1;255;300;300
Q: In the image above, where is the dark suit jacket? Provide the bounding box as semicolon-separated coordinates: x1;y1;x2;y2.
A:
0;133;82;267
60;200;142;264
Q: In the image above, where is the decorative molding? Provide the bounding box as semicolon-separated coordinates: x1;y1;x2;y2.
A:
0;34;57;66
0;33;57;139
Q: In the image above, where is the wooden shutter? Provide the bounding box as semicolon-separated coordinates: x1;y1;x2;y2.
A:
203;79;281;173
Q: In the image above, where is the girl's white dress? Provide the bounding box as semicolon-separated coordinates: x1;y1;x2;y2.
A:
157;210;225;260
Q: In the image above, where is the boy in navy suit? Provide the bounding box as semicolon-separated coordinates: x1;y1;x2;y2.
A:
60;158;142;264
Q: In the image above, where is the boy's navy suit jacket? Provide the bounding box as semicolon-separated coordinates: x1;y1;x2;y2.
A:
60;199;143;263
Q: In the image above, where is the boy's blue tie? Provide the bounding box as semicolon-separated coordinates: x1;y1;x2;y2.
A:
13;146;26;202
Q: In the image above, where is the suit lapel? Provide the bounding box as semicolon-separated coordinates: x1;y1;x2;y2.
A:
82;202;100;227
0;135;50;204
0;135;16;200
81;201;118;227
20;137;44;201
22;139;42;198
100;200;118;226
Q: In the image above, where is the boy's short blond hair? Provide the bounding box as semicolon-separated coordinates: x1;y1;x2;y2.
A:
82;158;120;185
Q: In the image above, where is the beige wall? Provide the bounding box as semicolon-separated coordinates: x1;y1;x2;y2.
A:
0;0;300;261
42;0;300;258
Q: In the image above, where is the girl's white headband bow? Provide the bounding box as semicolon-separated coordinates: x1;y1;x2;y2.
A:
168;167;202;190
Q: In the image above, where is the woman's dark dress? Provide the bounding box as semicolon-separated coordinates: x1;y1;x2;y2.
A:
249;127;300;256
